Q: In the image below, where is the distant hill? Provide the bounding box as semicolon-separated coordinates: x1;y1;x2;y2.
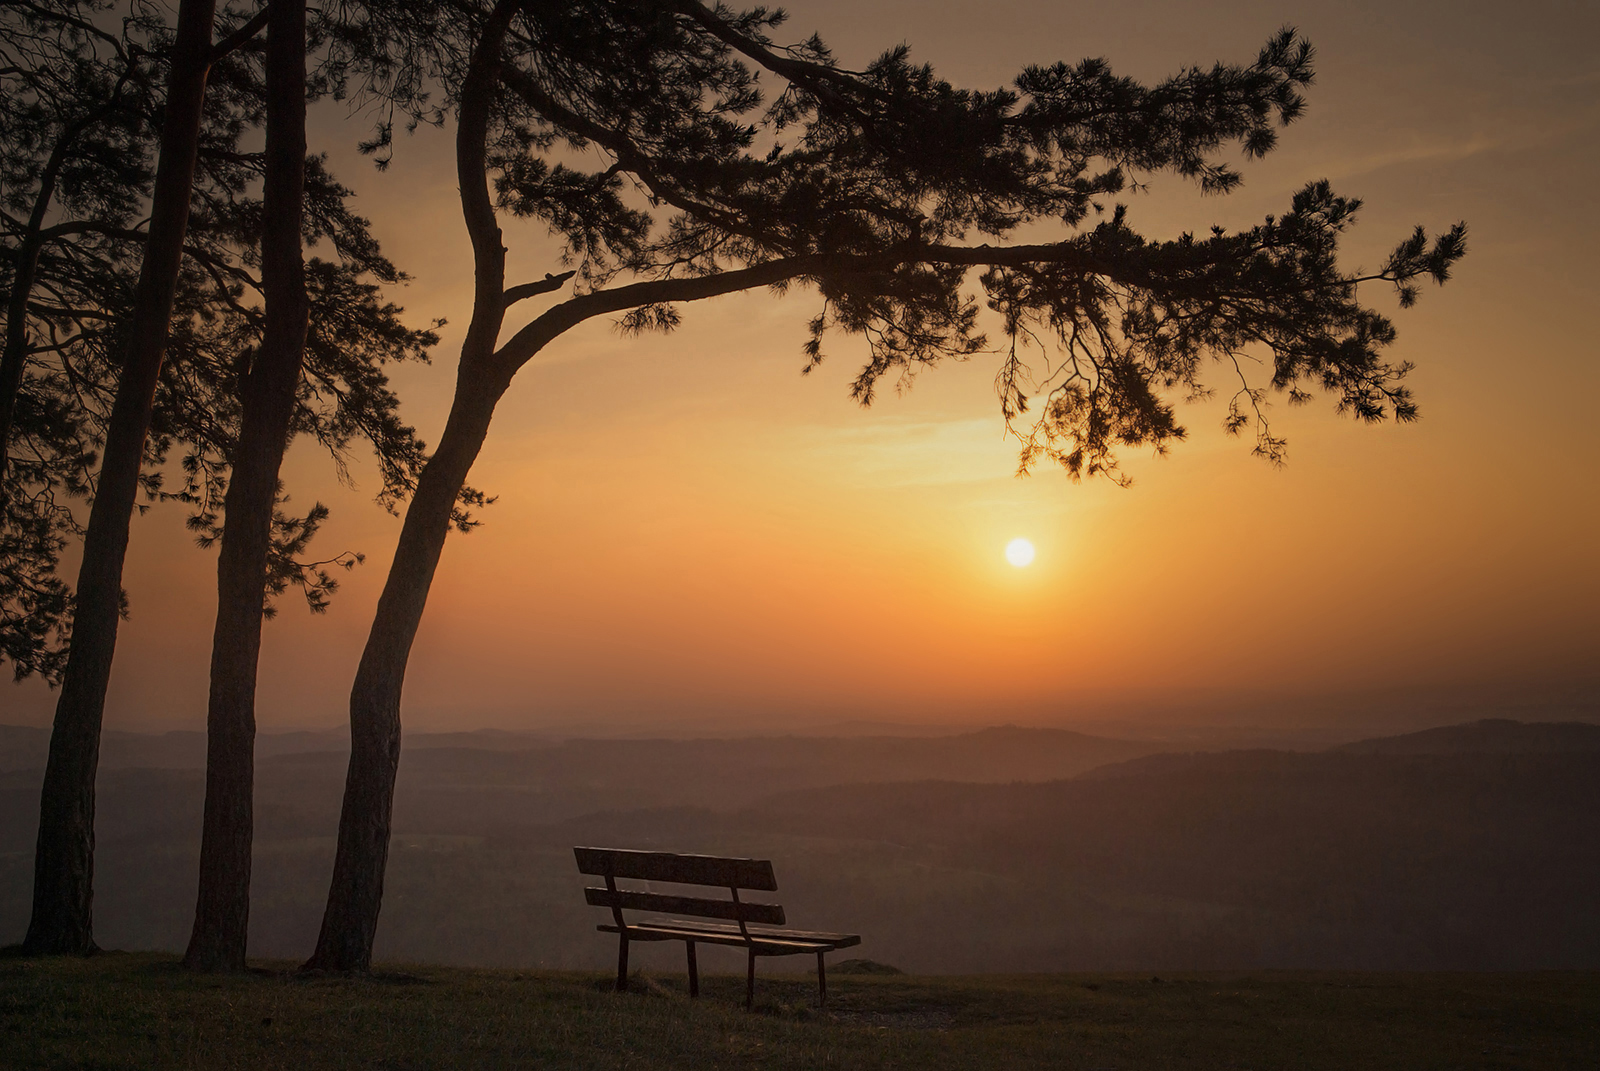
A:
0;722;1157;792
5;720;1598;972
0;726;349;772
0;725;46;772
0;723;1160;964
0;725;560;772
666;747;1600;971
1336;718;1600;754
1066;718;1600;782
8;716;1592;777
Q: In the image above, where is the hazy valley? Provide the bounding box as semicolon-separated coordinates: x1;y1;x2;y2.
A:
2;720;1597;974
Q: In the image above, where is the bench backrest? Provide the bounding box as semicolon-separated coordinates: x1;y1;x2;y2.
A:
575;846;786;928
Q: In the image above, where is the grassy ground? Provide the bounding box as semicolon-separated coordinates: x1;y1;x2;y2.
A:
1;953;1596;1070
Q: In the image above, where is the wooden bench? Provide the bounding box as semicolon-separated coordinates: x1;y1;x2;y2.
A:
575;846;860;1008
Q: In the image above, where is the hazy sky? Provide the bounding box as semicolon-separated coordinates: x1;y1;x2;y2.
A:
7;0;1597;733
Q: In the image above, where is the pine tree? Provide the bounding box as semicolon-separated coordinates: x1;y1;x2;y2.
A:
308;0;1465;969
3;0;437;954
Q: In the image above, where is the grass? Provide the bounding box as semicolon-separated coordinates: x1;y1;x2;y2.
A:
1;952;1596;1070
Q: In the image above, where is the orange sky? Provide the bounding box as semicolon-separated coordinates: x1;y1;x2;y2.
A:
7;0;1598;733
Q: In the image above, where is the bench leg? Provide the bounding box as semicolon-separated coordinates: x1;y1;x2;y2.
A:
686;940;699;998
615;934;630;993
746;948;756;1010
817;951;827;1008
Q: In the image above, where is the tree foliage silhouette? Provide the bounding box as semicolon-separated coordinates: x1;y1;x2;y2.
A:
2;0;437;955
306;0;1464;970
1;0;163;686
19;0;226;956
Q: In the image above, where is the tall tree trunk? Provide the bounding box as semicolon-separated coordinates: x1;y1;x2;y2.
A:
183;0;308;973
22;0;218;956
304;0;521;971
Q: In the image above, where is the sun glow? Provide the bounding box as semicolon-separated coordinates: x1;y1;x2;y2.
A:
1005;538;1035;568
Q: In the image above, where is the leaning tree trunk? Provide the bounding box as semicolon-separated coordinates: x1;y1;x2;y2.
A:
183;0;308;973
22;0;219;956
304;0;521;971
303;372;507;970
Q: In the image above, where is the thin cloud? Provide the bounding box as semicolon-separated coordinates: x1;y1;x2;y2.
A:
795;418;1023;488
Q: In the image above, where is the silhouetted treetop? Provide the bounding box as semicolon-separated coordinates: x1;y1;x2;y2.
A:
0;1;441;682
446;0;1464;481
300;0;1468;973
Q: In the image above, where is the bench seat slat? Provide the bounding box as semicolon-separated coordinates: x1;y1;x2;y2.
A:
575;847;777;891
597;921;861;953
600;920;858;945
645;919;861;945
585;887;786;926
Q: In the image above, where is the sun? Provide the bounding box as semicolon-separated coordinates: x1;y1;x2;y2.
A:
1005;538;1035;568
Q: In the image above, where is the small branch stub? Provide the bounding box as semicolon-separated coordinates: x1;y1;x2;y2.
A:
504;271;577;307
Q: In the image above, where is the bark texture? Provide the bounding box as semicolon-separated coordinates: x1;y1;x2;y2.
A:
22;0;219;956
183;0;308;972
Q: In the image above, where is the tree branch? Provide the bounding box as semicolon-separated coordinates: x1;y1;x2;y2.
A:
495;240;1105;374
5;1;130;61
455;0;524;361
497;62;785;251
665;0;889;111
503;270;575;306
210;7;270;65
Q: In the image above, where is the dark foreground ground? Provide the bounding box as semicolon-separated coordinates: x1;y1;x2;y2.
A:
1;954;1595;1070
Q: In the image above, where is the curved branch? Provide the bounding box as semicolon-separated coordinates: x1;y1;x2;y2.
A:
503;270;575;306
495;239;1105;373
455;0;524;362
665;0;889;112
